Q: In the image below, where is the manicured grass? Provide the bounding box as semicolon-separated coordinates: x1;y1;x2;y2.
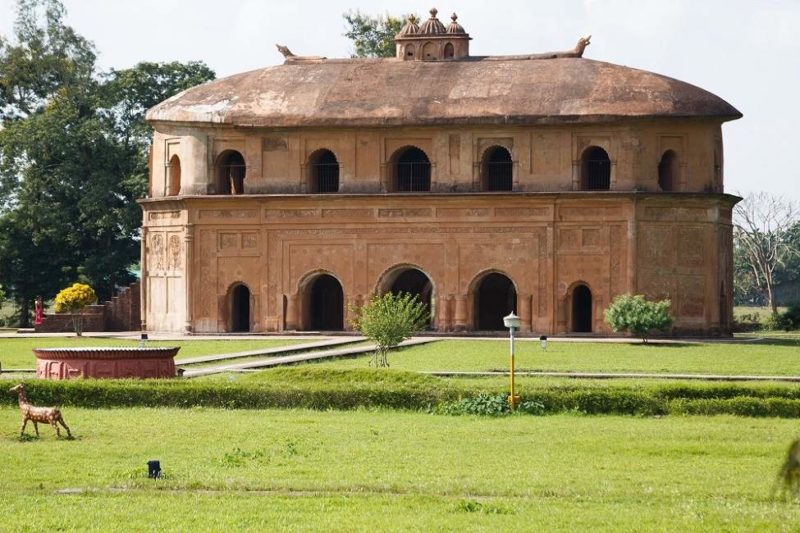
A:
1;407;799;530
0;337;307;369
308;338;800;376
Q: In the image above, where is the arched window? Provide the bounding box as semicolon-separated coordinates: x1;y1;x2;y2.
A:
444;42;454;59
304;274;344;331
230;284;251;332
658;150;677;192
167;154;181;196
392;147;431;192
406;44;416;59
216;150;246;195
481;146;513;191
308;149;339;193
422;42;435;60
580;147;611;190
571;284;592;333
474;273;517;331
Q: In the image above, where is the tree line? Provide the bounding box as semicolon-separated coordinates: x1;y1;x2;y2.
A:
0;0;214;326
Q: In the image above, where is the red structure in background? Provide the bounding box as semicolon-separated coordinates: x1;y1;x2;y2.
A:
34;296;44;326
34;347;178;380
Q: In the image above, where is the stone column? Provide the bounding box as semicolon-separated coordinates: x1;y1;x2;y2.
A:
184;132;210;194
518;293;531;333
437;295;451;332
454;295;467;331
140;226;148;331
285;293;299;330
183;223;194;334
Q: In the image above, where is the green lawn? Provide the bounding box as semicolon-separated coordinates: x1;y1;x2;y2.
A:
0;407;798;531
307;338;800;376
0;337;307;369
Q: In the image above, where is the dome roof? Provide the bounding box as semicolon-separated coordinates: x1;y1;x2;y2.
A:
446;13;465;34
418;8;446;35
397;15;419;36
146;57;742;128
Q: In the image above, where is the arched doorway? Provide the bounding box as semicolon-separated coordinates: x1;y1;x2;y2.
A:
580;146;610;190
231;284;251;332
571;284;592;333
474;273;517;331
216;150;246;195
377;267;434;327
658;150;677;192
391;146;431;192
306;274;344;331
308;149;339;193
481;146;513;191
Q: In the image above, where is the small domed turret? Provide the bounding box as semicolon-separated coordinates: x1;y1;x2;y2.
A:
419;8;446;34
397;14;419;36
446;13;465;34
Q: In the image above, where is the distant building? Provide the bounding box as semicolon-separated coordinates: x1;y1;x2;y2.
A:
140;9;741;335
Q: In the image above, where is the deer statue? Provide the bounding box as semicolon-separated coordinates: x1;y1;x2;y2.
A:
9;383;71;438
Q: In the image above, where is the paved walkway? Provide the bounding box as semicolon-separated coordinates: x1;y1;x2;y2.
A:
183;338;436;378
425;371;800;382
175;337;364;365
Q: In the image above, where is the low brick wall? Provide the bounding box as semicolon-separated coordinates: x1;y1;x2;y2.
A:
35;282;140;333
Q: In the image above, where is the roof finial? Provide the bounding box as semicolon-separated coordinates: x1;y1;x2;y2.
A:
451;13;458;22
430;7;438;18
409;14;417;24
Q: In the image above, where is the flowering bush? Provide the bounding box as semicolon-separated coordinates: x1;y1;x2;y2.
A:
54;283;96;335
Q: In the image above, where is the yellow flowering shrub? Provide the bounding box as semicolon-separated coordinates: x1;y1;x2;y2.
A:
54;283;97;313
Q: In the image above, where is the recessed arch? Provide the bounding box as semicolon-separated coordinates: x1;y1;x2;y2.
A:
481;146;513;191
389;146;431;192
580;146;610;191
443;42;454;59
227;282;251;332
307;149;339;193
471;271;517;331
406;44;416;59
215;150;246;195
376;264;435;327
569;282;593;333
299;271;344;331
658;150;677;192
422;41;435;60
167;154;181;196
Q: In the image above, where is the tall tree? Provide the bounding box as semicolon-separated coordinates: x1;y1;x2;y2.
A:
343;11;408;58
733;192;800;315
0;0;215;325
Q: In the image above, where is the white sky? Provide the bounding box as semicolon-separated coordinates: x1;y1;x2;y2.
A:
1;0;798;202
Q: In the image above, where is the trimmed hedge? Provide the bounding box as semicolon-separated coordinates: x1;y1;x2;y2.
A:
4;368;800;418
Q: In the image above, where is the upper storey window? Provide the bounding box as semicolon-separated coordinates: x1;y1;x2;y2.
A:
392;146;431;192
167;154;181;196
580;146;610;191
308;149;339;193
216;150;246;195
658;150;677;192
481;146;513;191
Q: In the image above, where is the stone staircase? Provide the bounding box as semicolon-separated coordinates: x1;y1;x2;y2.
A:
35;282;141;333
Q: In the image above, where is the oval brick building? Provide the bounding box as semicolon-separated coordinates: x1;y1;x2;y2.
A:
140;9;741;335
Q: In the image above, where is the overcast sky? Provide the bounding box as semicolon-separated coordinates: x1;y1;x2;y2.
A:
1;0;798;202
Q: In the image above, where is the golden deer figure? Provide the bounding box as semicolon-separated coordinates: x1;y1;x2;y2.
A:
9;383;71;438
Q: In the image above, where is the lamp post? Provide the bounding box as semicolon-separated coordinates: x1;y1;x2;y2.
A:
503;311;521;410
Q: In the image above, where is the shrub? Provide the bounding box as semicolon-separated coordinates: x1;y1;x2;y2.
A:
53;283;97;336
780;305;800;331
350;291;429;367
440;393;511;416
604;294;673;342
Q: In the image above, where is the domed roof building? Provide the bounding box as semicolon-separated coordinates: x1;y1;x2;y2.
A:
141;8;740;335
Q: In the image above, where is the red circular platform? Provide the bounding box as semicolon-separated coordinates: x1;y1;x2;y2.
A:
34;347;179;380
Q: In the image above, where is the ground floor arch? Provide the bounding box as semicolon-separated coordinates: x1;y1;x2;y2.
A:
302;273;344;331
230;284;251;332
378;266;435;326
571;284;593;333
473;272;517;331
